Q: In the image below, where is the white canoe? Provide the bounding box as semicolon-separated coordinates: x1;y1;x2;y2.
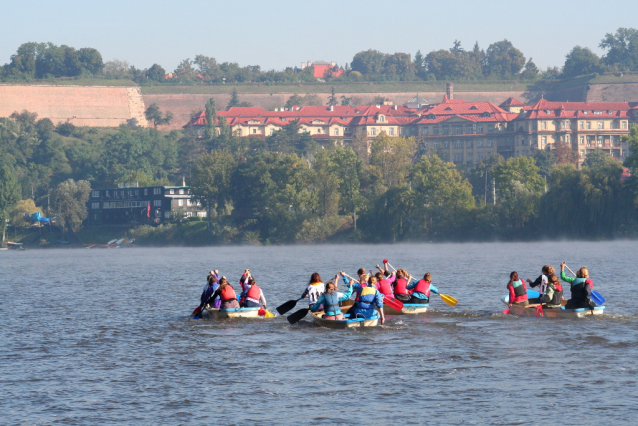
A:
502;295;605;319
201;307;260;320
311;312;379;329
383;303;428;315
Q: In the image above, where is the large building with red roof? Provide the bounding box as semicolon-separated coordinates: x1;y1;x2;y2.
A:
185;84;637;166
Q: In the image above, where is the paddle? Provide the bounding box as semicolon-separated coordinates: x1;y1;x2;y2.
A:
503;308;510;315
565;264;605;305
276;298;302;315
264;309;275;318
192;306;201;317
407;274;458;307
535;304;543;317
287;308;310;325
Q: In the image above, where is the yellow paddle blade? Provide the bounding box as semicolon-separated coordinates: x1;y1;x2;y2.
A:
264;310;275;318
440;294;458;307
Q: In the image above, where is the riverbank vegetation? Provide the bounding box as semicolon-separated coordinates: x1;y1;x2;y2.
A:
2;110;638;247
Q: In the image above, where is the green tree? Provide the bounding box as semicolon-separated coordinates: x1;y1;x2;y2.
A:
77;48;104;75
370;134;416;190
521;58;540;80
327;86;338;107
190;150;236;229
531;149;556;178
204;97;218;139
285;93;303;108
267;119;314;155
351;49;387;75
311;150;341;217
332;147;365;229
563;46;602;78
493;156;545;196
0;164;21;245
146;64;166;82
51;179;91;233
484;39;526;78
584;150;621;170
227;87;240;109
623;124;638;173
599;27;638;70
144;103;173;128
174;58;197;80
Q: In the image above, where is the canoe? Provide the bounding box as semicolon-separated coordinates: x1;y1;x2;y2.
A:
383;303;428;315
201;307;260;320
507;303;605;319
310;312;379;329
502;295;605;318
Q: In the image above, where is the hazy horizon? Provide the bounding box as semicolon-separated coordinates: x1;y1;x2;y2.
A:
2;0;638;73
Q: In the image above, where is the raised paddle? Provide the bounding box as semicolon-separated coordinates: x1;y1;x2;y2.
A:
276;298;302;315
287;308;310;325
343;273;403;310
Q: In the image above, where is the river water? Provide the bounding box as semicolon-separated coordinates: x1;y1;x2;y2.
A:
2;241;638;425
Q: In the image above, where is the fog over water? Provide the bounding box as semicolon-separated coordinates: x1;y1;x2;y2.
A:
2;241;638;424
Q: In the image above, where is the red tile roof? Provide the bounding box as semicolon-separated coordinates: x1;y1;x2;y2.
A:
500;97;526;108
312;64;345;78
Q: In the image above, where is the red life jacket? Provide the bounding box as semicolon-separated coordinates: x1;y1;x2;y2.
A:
394;278;409;295
246;284;261;301
377;279;393;297
220;285;237;302
411;279;431;297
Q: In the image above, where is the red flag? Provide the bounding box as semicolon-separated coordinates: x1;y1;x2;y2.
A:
146;202;150;218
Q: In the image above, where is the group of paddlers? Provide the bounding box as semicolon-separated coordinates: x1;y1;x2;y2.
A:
198;269;268;312
507;262;597;310
298;260;441;324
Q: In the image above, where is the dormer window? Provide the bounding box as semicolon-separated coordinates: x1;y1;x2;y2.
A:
445;107;452;111
607;111;614;115
427;114;436;119
470;106;478;110
377;114;386;123
583;111;588;115
546;110;552;114
481;112;491;118
594;111;603;115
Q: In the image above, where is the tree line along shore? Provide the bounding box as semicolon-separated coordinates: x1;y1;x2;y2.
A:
2;105;638;247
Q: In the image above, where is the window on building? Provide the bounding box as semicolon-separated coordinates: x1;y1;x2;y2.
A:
488;124;495;132
91;190;99;198
565;134;570;143
444;141;449;148
566;120;571;129
487;140;493;147
370;128;376;136
144;189;148;195
478;153;484;160
561;121;565;129
433;127;439;135
91;202;100;209
622;121;628;129
389;128;394;136
154;200;161;207
454;140;462;148
169;189;174;195
477;125;484;133
586;121;591;129
598;121;604;129
433;142;439;148
153;188;161;195
478;139;484;147
155;210;161;218
270;129;275;135
542;121;547;130
542;136;547;145
598;136;604;146
334;128;339;135
443;126;449;135
187;199;192;206
580;136;585;144
237;129;242;136
252;129;257;134
467;140;473;148
423;127;429;135
178;200;183;207
579;121;584;129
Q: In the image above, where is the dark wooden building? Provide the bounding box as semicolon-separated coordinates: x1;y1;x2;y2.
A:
87;184;206;225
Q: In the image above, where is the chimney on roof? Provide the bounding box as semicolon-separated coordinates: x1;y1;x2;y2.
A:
301;62;306;70
446;82;454;100
331;61;336;66
394;105;398;110
329;105;334;111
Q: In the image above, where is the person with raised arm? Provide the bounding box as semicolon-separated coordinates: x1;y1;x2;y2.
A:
309;275;353;320
406;273;439;305
560;262;594;309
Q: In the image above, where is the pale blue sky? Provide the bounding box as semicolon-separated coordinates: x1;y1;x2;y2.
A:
2;0;638;73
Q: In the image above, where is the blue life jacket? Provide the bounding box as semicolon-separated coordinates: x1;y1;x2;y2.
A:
323;292;341;316
355;286;378;310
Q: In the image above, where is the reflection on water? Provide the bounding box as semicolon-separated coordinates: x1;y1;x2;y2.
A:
2;241;638;424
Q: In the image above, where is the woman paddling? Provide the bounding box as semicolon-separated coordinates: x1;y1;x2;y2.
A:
240;276;267;310
205;277;240;309
540;274;563;309
201;273;221;309
393;269;411;302
507;271;529;307
344;275;385;324
526;265;554;303
560;262;595;309
406;273;439;305
310;275;352;320
301;273;324;307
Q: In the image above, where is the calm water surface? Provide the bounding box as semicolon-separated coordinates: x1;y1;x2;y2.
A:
2;241;638;425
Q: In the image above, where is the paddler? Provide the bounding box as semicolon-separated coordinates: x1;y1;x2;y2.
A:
560;262;595;309
301;273;324;307
344;275;385;324
240;276;267;310
393;269;411;302
539;274;563;309
204;277;240;309
526;265;554;303
507;271;529;307
309;275;352;320
374;272;394;298
406;272;439;304
201;273;221;309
